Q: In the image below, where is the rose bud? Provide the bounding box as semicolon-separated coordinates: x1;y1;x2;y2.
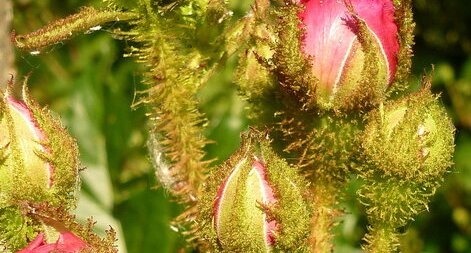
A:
302;0;400;109
361;87;454;182
0;85;80;249
276;0;400;110
213;160;278;249
195;130;311;252
0;86;80;206
357;85;455;249
305;0;401;109
17;231;88;253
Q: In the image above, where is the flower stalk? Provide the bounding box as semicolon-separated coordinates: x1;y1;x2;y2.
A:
13;7;138;52
308;182;339;253
363;226;399;253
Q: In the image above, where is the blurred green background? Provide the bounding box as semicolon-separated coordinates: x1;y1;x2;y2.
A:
10;0;471;252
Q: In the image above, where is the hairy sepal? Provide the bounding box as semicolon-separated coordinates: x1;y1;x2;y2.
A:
0;85;80;207
0;84;81;250
196;130;311;252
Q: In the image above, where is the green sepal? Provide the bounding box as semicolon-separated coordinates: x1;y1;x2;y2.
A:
13;6;138;52
273;5;318;109
361;86;455;182
0;83;82;251
195;130;311;252
234;27;279;126
389;0;415;94
0;206;41;251
334;2;390;112
0;85;80;208
24;88;81;207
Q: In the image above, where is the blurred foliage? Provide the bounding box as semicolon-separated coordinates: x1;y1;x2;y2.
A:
10;0;471;252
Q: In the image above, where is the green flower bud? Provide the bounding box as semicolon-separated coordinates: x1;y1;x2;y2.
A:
357;87;455;251
195;130;311;252
361;88;454;182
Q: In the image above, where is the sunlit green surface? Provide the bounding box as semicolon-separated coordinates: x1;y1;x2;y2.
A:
12;0;471;252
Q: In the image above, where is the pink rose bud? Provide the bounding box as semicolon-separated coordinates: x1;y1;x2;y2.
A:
17;231;88;253
196;130;311;252
0;86;80;205
2;95;54;188
298;0;399;109
213;160;278;248
1;85;81;249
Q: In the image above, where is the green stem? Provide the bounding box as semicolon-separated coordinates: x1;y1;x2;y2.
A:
364;225;399;253
308;181;339;253
13;7;138;51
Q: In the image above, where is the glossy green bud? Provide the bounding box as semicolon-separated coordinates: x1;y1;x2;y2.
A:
195;130;311;252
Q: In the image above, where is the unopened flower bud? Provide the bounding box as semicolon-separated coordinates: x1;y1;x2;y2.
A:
0;87;80;206
213;159;277;249
196;130;311;252
358;87;455;231
362;88;454;181
276;0;400;110
0;85;81;249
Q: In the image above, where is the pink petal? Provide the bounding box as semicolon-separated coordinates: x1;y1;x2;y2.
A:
299;0;356;94
252;161;277;245
24;245;56;253
252;161;276;205
55;232;88;252
6;96;54;187
299;0;399;92
16;231;87;253
16;233;47;253
351;0;399;83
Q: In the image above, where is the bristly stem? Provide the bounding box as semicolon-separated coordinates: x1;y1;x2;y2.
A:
13;6;138;51
309;181;339;253
364;225;399;253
